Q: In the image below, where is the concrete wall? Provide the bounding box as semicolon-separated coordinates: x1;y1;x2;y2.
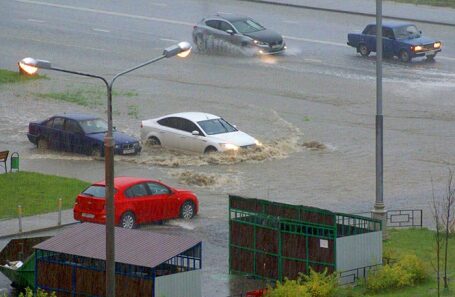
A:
336;231;382;273
155;270;201;297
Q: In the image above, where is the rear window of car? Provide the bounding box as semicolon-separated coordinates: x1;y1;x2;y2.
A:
82;185;106;198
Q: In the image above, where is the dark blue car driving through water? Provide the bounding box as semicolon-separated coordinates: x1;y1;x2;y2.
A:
27;113;141;157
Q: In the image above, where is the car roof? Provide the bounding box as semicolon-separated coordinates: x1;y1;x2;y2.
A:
368;21;414;28
53;113;100;121
207;13;250;23
93;176;166;190
159;112;221;122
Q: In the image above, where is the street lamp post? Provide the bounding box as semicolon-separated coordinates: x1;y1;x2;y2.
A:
19;41;191;297
373;0;387;237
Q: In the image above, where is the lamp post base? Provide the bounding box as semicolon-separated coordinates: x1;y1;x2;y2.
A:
372;204;388;240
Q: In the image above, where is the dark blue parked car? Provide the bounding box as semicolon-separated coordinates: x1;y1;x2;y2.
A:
27;113;141;156
347;22;442;62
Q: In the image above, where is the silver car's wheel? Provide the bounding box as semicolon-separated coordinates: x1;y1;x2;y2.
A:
147;136;161;146
180;201;195;220
120;212;136;229
204;146;217;154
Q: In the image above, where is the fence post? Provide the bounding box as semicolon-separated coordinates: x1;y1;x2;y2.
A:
58;198;62;226
17;205;23;233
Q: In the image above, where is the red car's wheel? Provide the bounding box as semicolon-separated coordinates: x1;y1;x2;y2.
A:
120;211;136;229
180;201;195;220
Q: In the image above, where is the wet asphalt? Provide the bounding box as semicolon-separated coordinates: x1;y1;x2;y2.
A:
1;0;455;296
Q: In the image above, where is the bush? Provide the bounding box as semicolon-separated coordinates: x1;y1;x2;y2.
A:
301;269;339;297
365;254;427;292
266;279;311;297
266;268;341;297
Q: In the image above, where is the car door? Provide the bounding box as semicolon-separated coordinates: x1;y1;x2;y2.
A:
218;20;239;46
145;182;175;220
364;25;377;52
204;19;221;48
48;117;65;151
156;117;186;150
123;183;150;224
382;27;395;57
181;118;206;153
63;119;84;153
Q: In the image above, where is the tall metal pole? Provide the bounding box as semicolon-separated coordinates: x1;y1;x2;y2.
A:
105;85;115;297
373;0;387;237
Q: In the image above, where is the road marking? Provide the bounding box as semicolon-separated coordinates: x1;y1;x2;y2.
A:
304;58;322;63
27;18;44;23
160;38;178;42
283;20;299;24
284;35;346;47
92;28;110;33
15;0;193;26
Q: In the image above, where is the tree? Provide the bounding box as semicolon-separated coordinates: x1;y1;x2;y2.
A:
442;168;455;290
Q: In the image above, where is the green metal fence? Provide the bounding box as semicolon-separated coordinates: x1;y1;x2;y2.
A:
229;195;381;282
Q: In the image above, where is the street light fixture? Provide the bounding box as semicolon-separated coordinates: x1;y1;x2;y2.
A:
18;40;191;297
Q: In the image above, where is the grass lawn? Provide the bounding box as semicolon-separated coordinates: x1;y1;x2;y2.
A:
0;68;45;85
389;0;455;8
37;86;137;107
358;228;455;297
0;171;90;219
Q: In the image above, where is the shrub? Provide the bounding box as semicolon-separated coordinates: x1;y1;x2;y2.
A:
266;268;341;297
18;288;56;297
365;254;427;292
301;269;339;297
266;279;311;297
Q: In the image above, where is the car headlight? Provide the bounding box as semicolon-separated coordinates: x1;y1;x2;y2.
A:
255;139;263;147
220;143;239;151
253;40;269;46
434;42;441;48
413;45;423;51
115;144;120;149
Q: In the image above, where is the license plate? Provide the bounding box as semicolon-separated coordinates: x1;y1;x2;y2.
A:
123;148;135;154
82;213;95;219
272;44;281;49
425;50;436;56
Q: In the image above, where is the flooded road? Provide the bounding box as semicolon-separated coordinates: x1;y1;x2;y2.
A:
1;0;455;295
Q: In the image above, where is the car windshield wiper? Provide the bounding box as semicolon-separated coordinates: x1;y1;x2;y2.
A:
83;193;94;197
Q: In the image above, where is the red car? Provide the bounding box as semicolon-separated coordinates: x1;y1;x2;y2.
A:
73;176;199;229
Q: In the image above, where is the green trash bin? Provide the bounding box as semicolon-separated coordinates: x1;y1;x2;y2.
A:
10;152;19;172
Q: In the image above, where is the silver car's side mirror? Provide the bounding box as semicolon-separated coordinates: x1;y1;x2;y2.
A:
226;29;234;35
192;130;200;136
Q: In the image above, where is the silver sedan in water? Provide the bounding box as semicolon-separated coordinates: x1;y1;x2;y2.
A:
140;112;262;154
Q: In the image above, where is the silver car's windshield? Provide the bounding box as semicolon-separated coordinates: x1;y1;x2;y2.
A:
231;19;265;34
79;119;108;134
393;25;420;39
198;118;238;135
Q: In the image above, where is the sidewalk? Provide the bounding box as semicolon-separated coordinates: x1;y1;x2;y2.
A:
240;0;455;26
0;210;77;239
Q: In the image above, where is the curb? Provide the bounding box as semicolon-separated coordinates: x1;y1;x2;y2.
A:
238;0;455;27
0;222;78;240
